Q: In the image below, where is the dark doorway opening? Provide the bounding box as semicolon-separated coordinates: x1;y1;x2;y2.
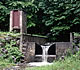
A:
48;44;56;55
35;44;42;55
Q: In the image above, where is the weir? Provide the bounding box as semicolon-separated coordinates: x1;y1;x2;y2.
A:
28;43;55;66
41;43;55;62
9;10;73;66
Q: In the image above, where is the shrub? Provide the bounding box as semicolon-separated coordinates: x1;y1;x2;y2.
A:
0;35;23;63
2;40;23;63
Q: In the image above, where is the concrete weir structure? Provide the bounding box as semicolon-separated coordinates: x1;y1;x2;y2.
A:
10;10;73;64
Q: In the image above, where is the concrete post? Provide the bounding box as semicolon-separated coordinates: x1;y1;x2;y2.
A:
10;11;13;32
19;11;27;52
9;10;27;51
70;32;74;43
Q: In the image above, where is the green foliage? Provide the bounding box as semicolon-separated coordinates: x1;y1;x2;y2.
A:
0;0;38;31
0;40;23;63
0;57;15;69
0;32;23;63
0;0;80;41
36;0;80;39
0;32;20;37
74;32;80;37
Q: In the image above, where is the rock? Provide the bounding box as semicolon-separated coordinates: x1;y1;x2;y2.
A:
0;54;2;56
0;42;4;47
17;40;20;44
5;37;12;43
5;37;11;41
14;58;17;63
4;50;8;54
61;56;65;60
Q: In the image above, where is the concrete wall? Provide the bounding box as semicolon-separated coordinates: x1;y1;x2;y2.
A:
21;35;47;62
9;10;73;62
22;42;35;62
23;34;47;45
55;42;73;58
21;36;73;62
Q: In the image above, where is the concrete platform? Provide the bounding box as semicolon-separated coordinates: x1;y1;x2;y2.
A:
28;62;53;67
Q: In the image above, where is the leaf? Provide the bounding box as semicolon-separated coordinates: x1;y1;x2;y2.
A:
74;22;80;24
27;22;36;28
74;8;80;14
59;3;63;7
45;20;53;26
55;16;66;21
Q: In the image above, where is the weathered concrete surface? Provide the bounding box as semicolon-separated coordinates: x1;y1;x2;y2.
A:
22;42;35;62
55;42;73;58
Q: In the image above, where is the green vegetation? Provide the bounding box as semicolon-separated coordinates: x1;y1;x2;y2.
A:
38;0;80;32
0;0;37;31
27;33;47;38
74;32;80;37
0;57;15;70
0;0;80;69
0;32;20;37
36;0;80;41
0;0;80;41
27;50;80;70
0;40;23;63
0;32;23;68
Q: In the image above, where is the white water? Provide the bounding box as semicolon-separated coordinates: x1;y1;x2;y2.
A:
28;44;54;66
28;62;53;67
41;45;50;62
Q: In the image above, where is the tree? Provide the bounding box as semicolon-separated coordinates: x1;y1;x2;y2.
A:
35;0;80;41
0;0;80;41
0;0;38;31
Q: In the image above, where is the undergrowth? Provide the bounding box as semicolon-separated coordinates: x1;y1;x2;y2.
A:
27;50;80;70
0;56;15;70
0;32;23;69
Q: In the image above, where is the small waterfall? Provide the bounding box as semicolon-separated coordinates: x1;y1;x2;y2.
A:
28;43;54;66
41;45;51;62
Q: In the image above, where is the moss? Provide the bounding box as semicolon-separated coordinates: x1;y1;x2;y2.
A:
0;32;20;38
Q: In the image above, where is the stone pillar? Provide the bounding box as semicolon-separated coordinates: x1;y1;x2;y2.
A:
19;11;27;52
10;11;13;32
26;42;35;62
70;32;74;43
20;11;27;34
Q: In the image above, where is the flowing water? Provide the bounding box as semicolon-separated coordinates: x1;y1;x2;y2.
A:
28;44;53;66
41;45;50;62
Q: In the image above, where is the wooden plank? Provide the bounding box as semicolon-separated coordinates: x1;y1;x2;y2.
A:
13;10;20;28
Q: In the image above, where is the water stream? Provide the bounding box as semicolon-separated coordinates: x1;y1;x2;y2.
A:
41;45;50;62
28;44;53;66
